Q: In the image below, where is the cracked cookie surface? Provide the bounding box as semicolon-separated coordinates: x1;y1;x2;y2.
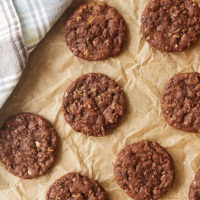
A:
114;140;174;200
0;113;58;179
65;2;127;61
62;73;126;137
161;72;200;133
141;0;200;52
189;169;200;200
47;172;108;200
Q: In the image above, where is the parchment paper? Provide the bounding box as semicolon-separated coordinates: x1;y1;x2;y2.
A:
1;0;200;199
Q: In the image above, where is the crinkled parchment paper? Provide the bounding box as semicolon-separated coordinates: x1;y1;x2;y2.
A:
1;0;200;199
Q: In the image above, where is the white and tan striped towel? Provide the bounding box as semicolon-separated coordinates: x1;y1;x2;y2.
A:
0;0;73;108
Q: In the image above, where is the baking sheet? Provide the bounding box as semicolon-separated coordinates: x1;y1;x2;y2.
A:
1;0;200;199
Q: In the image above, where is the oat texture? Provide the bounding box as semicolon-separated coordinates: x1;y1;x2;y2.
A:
141;0;200;52
47;172;109;200
0;113;58;179
65;2;127;61
62;73;126;137
189;168;200;200
161;72;200;133
114;140;174;200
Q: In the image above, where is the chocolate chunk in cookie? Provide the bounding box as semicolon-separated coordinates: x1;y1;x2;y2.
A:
62;73;126;137
189;169;200;200
65;2;127;61
161;72;200;133
114;140;174;200
0;113;58;179
47;172;109;200
141;0;200;52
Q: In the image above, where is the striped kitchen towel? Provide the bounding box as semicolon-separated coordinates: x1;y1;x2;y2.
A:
0;0;73;108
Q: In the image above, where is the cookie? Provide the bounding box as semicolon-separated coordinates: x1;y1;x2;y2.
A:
47;172;109;200
141;0;200;52
189;169;200;200
161;72;200;133
62;73;126;137
65;2;127;61
114;140;174;200
0;113;58;179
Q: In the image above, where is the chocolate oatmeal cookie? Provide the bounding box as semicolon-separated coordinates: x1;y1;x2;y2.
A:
62;73;126;137
161;72;200;133
65;2;127;61
114;140;174;200
141;0;200;52
0;113;58;179
47;172;109;200
189;169;200;200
